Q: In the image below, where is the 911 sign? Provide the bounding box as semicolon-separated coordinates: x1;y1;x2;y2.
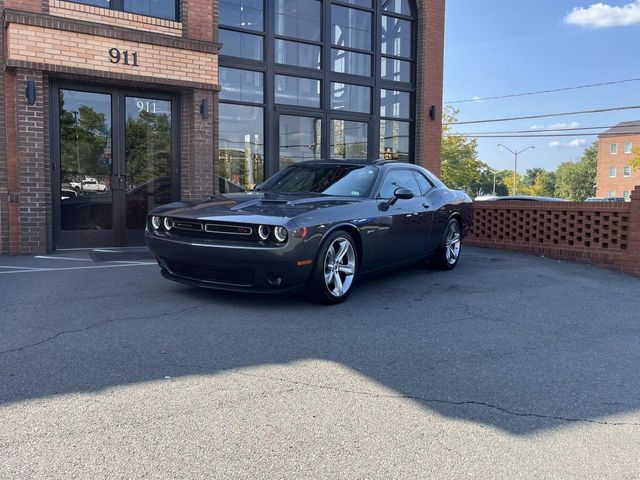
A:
108;48;140;67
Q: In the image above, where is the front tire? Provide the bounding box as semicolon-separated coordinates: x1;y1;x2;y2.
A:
306;231;358;305
433;218;462;270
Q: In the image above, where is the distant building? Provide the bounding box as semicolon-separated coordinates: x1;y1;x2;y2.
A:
597;121;640;201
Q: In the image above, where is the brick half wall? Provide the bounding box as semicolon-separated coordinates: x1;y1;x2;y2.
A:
467;187;640;278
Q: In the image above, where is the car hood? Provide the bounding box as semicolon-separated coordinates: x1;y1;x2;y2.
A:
154;192;363;224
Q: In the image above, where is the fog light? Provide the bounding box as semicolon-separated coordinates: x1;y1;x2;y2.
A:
163;217;173;231
151;216;161;230
274;226;288;242
258;225;270;240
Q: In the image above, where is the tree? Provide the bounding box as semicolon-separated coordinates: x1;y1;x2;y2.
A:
632;146;640;172
554;142;598;201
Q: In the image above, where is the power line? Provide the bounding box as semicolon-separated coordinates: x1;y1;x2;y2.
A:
445;78;640;104
447;133;599;138
445;105;640;126
450;122;640;136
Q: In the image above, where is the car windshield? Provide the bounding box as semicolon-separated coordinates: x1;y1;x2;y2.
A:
261;164;379;197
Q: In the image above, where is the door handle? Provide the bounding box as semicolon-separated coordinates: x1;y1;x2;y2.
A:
119;175;127;192
422;203;430;209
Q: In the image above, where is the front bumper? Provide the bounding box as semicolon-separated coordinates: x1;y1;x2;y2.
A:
145;231;314;293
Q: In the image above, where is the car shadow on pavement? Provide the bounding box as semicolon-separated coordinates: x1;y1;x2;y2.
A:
1;247;640;435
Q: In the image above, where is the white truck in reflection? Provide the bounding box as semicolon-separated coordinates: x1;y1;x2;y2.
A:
69;177;108;193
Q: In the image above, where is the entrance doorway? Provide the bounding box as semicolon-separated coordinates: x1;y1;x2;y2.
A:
52;84;179;249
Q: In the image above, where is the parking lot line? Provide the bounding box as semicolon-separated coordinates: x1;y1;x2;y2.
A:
34;256;93;262
0;263;156;275
0;266;44;270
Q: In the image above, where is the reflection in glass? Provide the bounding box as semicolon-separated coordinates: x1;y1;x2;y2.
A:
332;5;372;51
275;75;321;108
382;0;412;15
124;0;177;20
59;90;113;231
381;57;411;83
219;104;265;192
279;115;322;168
219;0;263;31
380;89;411;119
275;0;321;41
380;119;410;161
219;29;264;60
220;67;264;103
125;97;173;230
331;120;368;159
331;83;371;114
331;49;371;76
275;39;321;70
381;15;412;58
342;0;372;7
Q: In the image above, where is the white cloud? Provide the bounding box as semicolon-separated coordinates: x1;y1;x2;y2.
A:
548;139;587;148
569;139;587;147
531;122;581;130
549;141;562;147
564;1;640;29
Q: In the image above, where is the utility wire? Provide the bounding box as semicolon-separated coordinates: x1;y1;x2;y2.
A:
445;105;640;126
447;133;600;138
450;123;640;136
445;78;640;104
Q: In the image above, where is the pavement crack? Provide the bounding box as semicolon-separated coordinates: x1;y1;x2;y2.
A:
0;302;217;357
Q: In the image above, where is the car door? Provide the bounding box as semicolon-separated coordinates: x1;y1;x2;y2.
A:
374;169;431;265
411;170;439;252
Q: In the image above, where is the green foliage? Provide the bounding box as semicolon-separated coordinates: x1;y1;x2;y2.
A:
631;146;640;172
554;142;598;201
125;111;172;188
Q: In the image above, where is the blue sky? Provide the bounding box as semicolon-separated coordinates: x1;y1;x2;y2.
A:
444;0;640;171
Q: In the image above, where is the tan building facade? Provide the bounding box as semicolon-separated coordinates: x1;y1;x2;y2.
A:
1;0;446;254
597;122;640;201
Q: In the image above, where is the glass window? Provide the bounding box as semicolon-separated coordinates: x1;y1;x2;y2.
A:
381;57;411;83
220;68;264;103
624;142;633;153
342;0;373;7
124;0;177;20
610;143;618;154
331;49;371;76
378;169;421;198
279;115;322;168
623;191;631;201
380;119;410;161
331;120;368;159
219;29;264;61
331;83;371;113
381;89;411;118
70;0;109;6
608;191;616;198
332;5;372;51
412;171;433;194
275;75;321;108
219;0;264;31
381;16;412;58
219;104;264;192
275;39;321;69
383;0;412;15
275;0;321;41
624;165;632;177
609;167;617;177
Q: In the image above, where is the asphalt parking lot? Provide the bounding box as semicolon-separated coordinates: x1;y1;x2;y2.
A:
1;246;639;479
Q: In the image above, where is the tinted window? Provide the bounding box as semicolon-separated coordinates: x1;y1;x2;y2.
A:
412;171;433;194
332;49;371;77
379;169;420;198
220;68;264;103
275;40;321;69
332;5;372;51
219;0;264;31
276;0;321;41
331;83;371;113
275;75;321;108
263;165;378;197
124;0;177;20
219;30;264;60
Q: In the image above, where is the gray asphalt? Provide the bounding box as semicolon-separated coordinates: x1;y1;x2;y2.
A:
1;246;639;479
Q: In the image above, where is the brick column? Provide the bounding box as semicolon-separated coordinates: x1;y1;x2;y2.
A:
0;2;9;254
626;186;640;276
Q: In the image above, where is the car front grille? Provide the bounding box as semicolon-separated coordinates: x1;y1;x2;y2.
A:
170;219;260;243
164;259;255;287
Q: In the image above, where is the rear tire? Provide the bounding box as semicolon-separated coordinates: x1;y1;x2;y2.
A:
432;218;462;270
306;231;358;305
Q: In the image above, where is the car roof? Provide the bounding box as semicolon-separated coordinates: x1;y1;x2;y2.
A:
290;159;418;169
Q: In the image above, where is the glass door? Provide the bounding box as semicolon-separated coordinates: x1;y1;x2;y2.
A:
278;114;323;170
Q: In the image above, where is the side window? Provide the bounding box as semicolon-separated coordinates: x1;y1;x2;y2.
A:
378;169;421;198
412;171;434;195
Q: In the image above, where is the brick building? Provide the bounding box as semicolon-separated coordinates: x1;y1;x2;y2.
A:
0;0;445;254
597;121;640;201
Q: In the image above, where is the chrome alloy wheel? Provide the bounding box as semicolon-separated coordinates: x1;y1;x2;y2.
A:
445;222;462;265
324;237;356;298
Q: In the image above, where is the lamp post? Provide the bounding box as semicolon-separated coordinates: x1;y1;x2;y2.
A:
497;144;535;195
486;167;498;196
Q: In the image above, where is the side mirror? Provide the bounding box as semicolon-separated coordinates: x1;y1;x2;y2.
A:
388;187;414;205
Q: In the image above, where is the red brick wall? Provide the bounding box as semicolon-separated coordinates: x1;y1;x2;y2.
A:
597;135;640;199
184;0;214;42
4;0;41;11
415;0;445;177
468;187;640;278
0;0;8;254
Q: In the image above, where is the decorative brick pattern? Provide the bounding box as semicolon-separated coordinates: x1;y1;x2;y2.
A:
468;191;640;277
49;0;183;37
6;23;218;87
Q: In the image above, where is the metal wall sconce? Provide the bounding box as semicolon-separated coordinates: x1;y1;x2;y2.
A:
25;80;36;106
429;105;437;121
200;98;209;120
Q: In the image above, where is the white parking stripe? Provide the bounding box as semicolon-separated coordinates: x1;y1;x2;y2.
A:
0;263;156;275
34;256;93;262
0;266;44;270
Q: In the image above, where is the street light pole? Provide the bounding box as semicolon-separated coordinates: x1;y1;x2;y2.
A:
497;144;535;195
486;168;498;196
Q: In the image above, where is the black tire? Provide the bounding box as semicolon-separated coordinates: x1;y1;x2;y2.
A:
432;218;463;270
306;230;358;305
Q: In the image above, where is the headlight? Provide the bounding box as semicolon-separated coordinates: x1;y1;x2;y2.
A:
274;226;288;242
258;225;270;241
151;216;161;230
163;217;173;231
